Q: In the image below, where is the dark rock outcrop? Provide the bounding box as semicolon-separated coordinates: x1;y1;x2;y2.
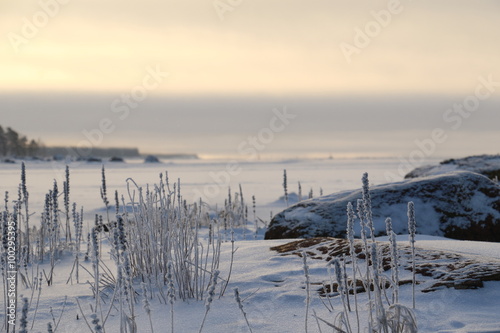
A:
405;154;500;179
109;156;125;162
265;171;500;242
144;155;160;163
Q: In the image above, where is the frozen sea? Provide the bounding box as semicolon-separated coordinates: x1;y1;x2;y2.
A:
3;156;500;333
0;156;443;226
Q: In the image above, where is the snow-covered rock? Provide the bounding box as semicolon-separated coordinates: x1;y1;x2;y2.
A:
405;154;500;179
144;155;160;163
265;171;500;242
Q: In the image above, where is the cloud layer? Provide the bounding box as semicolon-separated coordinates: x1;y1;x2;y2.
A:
2;0;499;94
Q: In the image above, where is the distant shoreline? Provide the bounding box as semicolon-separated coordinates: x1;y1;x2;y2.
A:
40;146;199;160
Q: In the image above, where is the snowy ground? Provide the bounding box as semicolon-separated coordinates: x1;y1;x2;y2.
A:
1;157;499;332
12;233;500;333
0;157;439;225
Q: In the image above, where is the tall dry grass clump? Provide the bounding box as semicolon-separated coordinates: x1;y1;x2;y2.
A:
314;173;418;333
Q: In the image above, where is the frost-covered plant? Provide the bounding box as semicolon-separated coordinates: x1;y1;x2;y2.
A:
283;169;288;207
91;313;103;333
1;164;244;332
302;251;311;333
346;202;360;331
111;215;135;332
100;165;110;223
331;258;352;333
252;195;257;238
91;227;100;311
199;270;220;333
38;192;51;263
371;243;388;333
361;172;375;241
298;181;302;202
124;174;227;302
356;198;373;313
385;217;392;237
221;214;236;296
141;282;154;333
386;218;399;304
385;304;418;333
19;296;29;333
114;190;120;216
30;273;43;330
407;201;417;309
167;261;176;333
234;287;253;333
69;202;83;284
63;165;71;244
52;180;59;246
85;232;91;262
20;162;31;263
315;174;418;333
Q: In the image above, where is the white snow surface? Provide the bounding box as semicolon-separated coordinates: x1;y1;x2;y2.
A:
10;234;500;333
1;157;500;332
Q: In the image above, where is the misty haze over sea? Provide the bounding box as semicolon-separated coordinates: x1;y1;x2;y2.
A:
2;93;499;160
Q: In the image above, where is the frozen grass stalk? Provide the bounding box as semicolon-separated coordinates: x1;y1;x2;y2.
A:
167;261;176;333
199;270;220;333
356;199;373;306
19;296;29;333
30;274;43;329
64;165;71;245
91;227;100;312
346;202;360;332
21;162;31;263
302;251;310;333
298;181;302;202
252;195;257;238
115;190;119;215
408;201;417;309
386;218;399;304
331;259;352;333
371;244;388;333
283;169;289;207
141;282;154;333
234;287;253;333
91;313;103;333
361;173;375;241
100;165;110;223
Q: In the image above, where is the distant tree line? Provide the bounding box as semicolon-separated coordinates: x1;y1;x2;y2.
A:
0;125;42;157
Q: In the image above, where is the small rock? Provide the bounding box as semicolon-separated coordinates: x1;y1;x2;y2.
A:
144;155;160;163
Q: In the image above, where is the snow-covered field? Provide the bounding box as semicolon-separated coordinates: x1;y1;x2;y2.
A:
1;157;499;332
0;157;421;223
6;234;500;333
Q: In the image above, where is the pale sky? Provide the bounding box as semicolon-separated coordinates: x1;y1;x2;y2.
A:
2;0;500;95
1;1;500;159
